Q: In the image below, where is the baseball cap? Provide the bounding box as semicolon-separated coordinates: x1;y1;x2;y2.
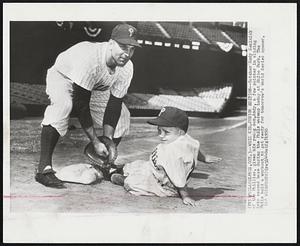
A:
147;106;189;133
111;24;141;47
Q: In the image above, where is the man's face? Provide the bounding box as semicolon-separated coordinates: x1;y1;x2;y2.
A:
157;126;181;144
110;40;135;67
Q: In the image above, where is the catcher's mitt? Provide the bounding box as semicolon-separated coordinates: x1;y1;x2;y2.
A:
84;136;118;170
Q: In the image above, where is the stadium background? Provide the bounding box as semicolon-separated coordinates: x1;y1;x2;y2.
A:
10;21;247;118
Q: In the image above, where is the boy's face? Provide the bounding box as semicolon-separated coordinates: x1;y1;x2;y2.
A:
157;126;182;144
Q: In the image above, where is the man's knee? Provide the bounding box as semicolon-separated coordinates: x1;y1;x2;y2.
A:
114;105;130;138
64;99;73;114
122;104;131;119
120;104;131;128
42;98;73;137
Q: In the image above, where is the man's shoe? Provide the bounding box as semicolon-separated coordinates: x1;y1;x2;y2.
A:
35;172;66;189
110;173;125;186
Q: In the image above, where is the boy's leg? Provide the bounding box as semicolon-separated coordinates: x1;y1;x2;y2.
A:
102;166;123;181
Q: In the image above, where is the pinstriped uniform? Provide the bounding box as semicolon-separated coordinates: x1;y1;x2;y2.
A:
90;90;131;138
42;41;133;138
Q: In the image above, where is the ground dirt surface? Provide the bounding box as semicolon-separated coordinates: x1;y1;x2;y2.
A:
8;116;247;213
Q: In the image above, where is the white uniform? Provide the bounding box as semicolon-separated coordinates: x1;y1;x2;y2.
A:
42;41;133;137
123;134;200;197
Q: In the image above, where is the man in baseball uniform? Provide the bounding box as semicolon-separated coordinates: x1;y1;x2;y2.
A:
35;24;141;188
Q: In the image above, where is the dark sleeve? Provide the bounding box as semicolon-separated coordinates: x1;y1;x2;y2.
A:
72;83;93;129
103;93;123;129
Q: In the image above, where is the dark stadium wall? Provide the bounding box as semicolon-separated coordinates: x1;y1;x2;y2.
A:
10;21;121;84
10;21;247;97
131;46;246;97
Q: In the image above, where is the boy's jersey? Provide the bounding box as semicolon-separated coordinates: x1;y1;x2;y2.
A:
53;41;133;98
149;134;200;188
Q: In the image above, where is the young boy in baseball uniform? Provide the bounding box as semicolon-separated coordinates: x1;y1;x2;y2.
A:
35;24;141;188
111;106;221;206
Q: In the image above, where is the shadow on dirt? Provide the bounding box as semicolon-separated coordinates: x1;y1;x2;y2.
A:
187;187;234;201
190;172;209;179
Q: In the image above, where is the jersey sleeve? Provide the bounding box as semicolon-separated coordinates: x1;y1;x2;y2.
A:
161;156;187;188
54;42;99;91
110;61;133;98
184;135;201;165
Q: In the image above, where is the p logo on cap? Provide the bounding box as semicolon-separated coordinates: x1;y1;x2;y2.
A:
128;27;134;37
111;24;141;47
147;106;189;133
158;107;166;116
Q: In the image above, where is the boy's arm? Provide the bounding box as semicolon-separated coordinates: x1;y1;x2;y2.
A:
177;185;196;207
157;162;196;207
197;147;222;163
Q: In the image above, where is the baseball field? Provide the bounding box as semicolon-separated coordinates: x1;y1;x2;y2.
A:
8;115;246;213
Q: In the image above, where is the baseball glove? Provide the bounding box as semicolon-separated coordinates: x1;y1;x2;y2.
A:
84;136;118;170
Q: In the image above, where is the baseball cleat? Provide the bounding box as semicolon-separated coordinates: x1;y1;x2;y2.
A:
35;172;66;189
110;173;125;186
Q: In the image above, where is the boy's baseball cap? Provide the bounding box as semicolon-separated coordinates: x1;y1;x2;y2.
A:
111;24;141;47
147;106;189;133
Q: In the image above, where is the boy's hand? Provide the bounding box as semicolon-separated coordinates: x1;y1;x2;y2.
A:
182;197;197;207
205;155;222;163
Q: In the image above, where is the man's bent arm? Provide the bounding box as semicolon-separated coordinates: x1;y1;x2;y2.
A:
103;93;123;139
72;83;99;144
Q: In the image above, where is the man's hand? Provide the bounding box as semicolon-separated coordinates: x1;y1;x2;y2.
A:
93;140;109;157
82;126;109;157
182;197;197;207
205;155;222;163
84;136;118;170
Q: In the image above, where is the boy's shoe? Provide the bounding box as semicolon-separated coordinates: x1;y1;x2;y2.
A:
109;165;124;175
35;171;66;189
110;173;125;186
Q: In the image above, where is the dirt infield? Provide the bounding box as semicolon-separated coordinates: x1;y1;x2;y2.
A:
8;116;247;213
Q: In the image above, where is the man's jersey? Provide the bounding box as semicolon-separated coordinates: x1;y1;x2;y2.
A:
53;41;133;98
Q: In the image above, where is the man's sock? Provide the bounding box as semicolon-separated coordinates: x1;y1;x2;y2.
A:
37;125;60;173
